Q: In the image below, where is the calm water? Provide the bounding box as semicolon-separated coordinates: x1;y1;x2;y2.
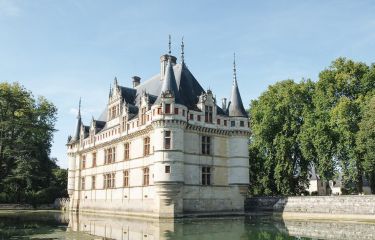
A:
0;210;374;240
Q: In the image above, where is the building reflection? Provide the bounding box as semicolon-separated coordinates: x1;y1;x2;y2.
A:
67;213;248;240
67;212;375;240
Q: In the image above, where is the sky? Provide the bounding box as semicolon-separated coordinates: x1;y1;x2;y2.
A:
1;0;375;168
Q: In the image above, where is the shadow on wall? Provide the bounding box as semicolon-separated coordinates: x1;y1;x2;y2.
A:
245;196;287;213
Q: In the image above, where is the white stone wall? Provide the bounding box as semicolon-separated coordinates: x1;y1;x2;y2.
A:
67;99;250;217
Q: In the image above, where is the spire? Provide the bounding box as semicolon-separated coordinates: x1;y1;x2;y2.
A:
109;83;112;97
181;36;185;63
168;34;171;55
71;98;82;142
228;54;248;117
114;76;118;87
77;97;81;119
233;53;237;83
155;57;182;104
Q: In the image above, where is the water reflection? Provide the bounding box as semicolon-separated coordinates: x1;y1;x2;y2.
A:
67;213;301;240
68;212;375;240
1;210;375;239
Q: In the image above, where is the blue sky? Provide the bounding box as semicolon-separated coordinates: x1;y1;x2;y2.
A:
1;0;374;168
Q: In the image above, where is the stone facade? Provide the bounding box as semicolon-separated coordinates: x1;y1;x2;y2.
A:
247;196;375;219
67;45;250;218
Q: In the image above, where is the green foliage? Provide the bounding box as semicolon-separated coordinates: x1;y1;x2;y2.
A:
249;80;314;195
0;82;67;204
356;95;375;192
249;58;375;195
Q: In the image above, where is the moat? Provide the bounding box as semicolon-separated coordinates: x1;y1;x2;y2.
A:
0;210;374;239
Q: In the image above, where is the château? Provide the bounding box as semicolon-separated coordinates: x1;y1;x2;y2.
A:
67;39;250;218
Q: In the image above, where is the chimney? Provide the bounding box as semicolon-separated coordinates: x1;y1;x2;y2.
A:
222;98;227;111
132;76;141;88
160;54;177;80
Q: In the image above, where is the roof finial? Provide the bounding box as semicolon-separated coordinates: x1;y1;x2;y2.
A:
168;34;171;55
181;36;185;63
109;83;112;97
78;97;81;119
233;52;237;84
114;76;118;86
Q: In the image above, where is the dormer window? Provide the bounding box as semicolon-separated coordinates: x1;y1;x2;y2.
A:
141;107;147;125
205;106;213;123
110;105;119;120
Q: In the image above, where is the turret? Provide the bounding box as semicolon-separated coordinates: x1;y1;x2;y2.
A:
71;98;82;143
155;57;182;105
228;54;248;118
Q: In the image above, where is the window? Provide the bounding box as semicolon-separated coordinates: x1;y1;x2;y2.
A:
190;114;194;120
92;176;96;189
197;115;201;121
141;107;147;125
165;165;171;173
202;167;211;185
224;120;227;126
182;110;185;116
165;104;171;114
124;143;130;160
144;137;150;156
110;105;118;119
217;119;221;125
105;147;116;164
82;155;86;169
123;170;129;187
104;173;115;189
164;131;171;149
240;121;244;127
92;153;96;167
205;106;213;123
231;121;235;127
157;107;162;115
122;116;126;131
201;136;211;155
143;168;150;186
81;177;85;190
174;107;179;114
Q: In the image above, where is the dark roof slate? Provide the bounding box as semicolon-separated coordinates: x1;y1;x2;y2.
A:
228;79;248;117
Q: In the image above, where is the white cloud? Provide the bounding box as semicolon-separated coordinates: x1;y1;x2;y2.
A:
0;0;21;17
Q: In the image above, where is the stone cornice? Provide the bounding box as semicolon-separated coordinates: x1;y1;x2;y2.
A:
76;125;153;155
185;123;250;137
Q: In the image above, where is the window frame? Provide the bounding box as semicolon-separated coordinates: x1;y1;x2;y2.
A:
124;142;130;160
123;170;129;187
143;167;150;186
164;131;171;150
201;136;211;155
202;166;211;186
144;137;151;156
91;175;96;190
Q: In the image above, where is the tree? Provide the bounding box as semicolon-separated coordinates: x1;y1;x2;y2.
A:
249;80;314;195
0;82;65;204
249;58;375;196
357;95;375;193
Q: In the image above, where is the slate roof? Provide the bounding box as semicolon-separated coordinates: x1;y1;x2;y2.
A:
228;78;248;117
70;53;248;142
97;60;208;121
155;58;182;104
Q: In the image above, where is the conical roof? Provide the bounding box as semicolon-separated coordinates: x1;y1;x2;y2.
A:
71;100;82;142
228;57;247;117
155;58;183;104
